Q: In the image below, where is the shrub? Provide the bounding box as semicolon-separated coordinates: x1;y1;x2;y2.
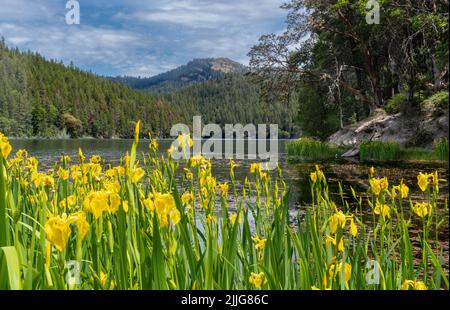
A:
385;92;408;114
423;91;449;109
63;113;83;138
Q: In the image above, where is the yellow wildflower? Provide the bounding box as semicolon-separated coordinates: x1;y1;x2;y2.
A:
131;167;145;183
73;211;90;241
184;168;193;181
154;193;175;214
116;166;125;176
369;166;375;178
31;172;55;189
105;169;116;178
229;212;237;225
252;235;267;251
329;262;352;283
207;214;216;224
350;219;358;237
326;235;345;252
99;272;115;290
59;195;77;210
44;214;74;252
374;202;391;219
170;209;181;225
57;167;70;180
177;133;193;150
149;139;158;151
369;177;388;195
417;172;432;192
0;132;12;159
181;192;192;205
315;165;326;182
413;202;432;218
104;182;121;194
219;182;229;198
60;155;71;163
167;145;176;156
108;192;121;214
90;155;102;164
230;160;236;178
310;172;318;184
250;163;262;174
392;182;409;199
249;272;267;289
330;210;346;233
78;148;85;162
83;191;110;220
401;280;427;290
153;193;179;227
134;121;140;144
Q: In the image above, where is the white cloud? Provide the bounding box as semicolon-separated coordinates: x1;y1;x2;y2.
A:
117;0;285;28
0;0;58;22
0;22;170;77
0;0;287;76
189;33;257;64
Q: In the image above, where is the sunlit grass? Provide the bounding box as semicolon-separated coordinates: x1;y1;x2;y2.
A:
360;140;449;162
0;128;448;290
286;138;346;160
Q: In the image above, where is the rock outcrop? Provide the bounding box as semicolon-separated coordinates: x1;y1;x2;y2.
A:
328;108;449;149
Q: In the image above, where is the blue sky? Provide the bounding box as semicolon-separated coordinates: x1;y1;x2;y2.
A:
0;0;286;77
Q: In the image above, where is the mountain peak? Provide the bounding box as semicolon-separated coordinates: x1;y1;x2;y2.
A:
111;58;246;93
209;58;244;74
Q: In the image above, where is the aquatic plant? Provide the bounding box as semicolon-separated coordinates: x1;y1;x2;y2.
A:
286;138;345;160
360;140;449;162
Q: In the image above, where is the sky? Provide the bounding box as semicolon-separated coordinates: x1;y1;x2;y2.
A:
0;0;286;77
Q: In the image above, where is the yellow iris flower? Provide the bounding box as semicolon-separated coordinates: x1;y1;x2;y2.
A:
417;172;432;192
0;132;12;159
130;167;145;183
330;210;347;233
44;214;77;252
249;272;267;289
392;182;409;199
413;202;432;218
401;279;427;290
374;202;391;219
369;177;389;195
310;172;318;183
329;262;352;283
252;235;267;251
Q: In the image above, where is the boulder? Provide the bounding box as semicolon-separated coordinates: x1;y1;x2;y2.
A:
328;108;449;149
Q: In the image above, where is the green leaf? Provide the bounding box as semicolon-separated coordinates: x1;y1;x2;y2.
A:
0;246;22;290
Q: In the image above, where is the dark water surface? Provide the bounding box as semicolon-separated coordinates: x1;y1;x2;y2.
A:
9;139;449;205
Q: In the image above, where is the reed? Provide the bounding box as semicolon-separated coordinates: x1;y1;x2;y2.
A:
286;138;344;160
360;140;449;162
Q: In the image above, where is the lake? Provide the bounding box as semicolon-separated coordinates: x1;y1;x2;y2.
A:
9;138;449;206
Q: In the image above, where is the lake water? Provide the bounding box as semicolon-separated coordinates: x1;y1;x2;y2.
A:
9;138;449;206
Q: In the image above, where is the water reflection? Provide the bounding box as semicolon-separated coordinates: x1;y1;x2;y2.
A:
10;138;449;207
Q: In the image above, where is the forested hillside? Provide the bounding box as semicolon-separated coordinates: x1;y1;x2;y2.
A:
162;74;298;138
0;39;178;138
